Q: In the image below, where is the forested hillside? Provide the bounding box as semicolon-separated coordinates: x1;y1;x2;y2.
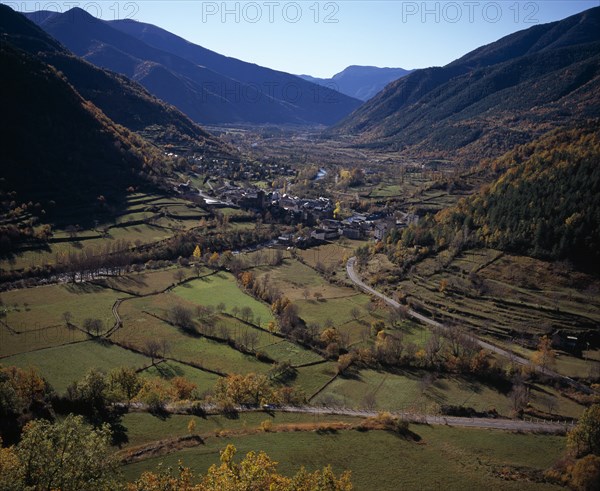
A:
332;7;600;163
396;123;600;271
0;42;165;212
0;5;229;154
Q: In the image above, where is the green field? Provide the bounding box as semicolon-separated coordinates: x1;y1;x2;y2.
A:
311;368;584;419
119;411;358;449
113;302;271;375
259;339;324;366
0;193;206;272
1;340;151;392
172;273;274;323
0;283;125;356
140;360;220;396
96;266;206;296
122;425;565;491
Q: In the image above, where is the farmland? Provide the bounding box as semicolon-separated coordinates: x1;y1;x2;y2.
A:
122;423;566;491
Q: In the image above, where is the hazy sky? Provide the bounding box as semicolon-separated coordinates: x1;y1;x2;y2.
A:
7;1;599;77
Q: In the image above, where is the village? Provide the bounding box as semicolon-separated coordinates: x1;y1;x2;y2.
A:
174;165;418;249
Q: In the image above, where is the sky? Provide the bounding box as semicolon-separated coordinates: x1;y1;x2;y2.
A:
5;0;599;77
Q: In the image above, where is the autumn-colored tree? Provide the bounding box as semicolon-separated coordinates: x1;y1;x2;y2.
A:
570;454;600;491
333;201;342;219
192;245;202;260
2;365;50;408
187;419;196;435
208;252;220;269
171;376;197;400
212;373;273;407
14;415;119;491
128;444;352;490
337;353;355;375
438;279;449;294
531;335;556;371
0;440;21;490
568;404;600;458
237;270;253;289
321;327;341;346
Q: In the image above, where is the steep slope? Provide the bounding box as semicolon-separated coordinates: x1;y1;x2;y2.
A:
299;66;412;101
0;40;166;211
333;7;600;162
0;5;228;155
26;8;361;125
435;122;600;270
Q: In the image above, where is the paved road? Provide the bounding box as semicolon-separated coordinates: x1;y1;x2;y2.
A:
346;257;580;385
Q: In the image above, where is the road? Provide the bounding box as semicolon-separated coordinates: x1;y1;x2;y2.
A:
277;405;572;433
121;402;571;434
346;257;580;384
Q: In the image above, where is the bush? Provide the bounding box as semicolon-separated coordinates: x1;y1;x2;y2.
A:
571;455;600;491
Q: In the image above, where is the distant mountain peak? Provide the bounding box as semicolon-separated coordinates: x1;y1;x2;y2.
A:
331;6;600;162
299;65;412;101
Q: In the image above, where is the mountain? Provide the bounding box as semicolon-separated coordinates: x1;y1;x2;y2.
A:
0;5;228;155
299;66;412;101
332;7;600;162
25;8;361;125
434;121;600;271
0;38;166;213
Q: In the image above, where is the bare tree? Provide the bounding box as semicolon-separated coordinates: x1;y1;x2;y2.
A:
144;339;162;364
83;318;103;337
170;305;195;332
509;381;530;416
173;269;186;284
240;306;253;324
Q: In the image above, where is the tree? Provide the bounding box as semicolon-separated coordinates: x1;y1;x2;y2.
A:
14;415;119;491
509;381;530;416
212;373;273;407
337;354;355;375
83;318;103;337
62;311;72;327
127;444;352;491
569;404;600;458
531;335;556;371
350;307;361;322
192;245;202;261
333;201;342;219
240;306;253;324
321;327;341;346
171;376;197;400
173;269;186;284
0;441;21;490
208;251;220;269
188;418;197;435
170;305;195;332
570;454;600;491
144;339;168;364
108;367;141;405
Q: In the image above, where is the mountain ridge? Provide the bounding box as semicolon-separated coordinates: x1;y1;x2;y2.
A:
0;5;230;155
26;8;361;126
332;7;600;162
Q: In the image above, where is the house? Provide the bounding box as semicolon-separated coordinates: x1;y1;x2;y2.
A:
342;227;362;240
